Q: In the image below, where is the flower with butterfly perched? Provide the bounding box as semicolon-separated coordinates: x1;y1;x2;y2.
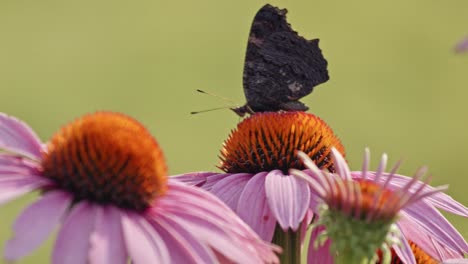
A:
0;112;280;264
174;111;345;263
291;148;468;264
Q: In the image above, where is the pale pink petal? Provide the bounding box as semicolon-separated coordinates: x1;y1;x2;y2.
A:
236;172;276;241
308;226;333;264
0;113;43;159
170;172;218;187
399;213;466;259
0;175;51;206
4;191;71;261
150;213;217;263
88;206;127;264
52;202;97;264
202;173;233;191
442;259;468;264
407;201;467;253
0;154;40;175
210;173;251;210
401;205;467;255
168;213;264;264
121;212;170;263
157;181;280;263
392;235;417;264
265;170;310;231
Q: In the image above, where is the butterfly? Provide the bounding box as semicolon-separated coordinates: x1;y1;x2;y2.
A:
232;4;329;116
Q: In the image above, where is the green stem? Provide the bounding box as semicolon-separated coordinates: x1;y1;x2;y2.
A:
272;225;301;264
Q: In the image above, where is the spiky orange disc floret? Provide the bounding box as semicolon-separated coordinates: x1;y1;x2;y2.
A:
219;112;345;174
377;240;437;264
329;179;400;221
41;112;167;211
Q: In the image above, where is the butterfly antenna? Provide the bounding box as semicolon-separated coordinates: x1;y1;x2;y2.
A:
196;89;236;104
191;106;235;115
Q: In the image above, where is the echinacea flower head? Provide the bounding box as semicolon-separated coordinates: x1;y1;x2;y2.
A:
0;112;280;264
175;111;345;243
291;148;468;264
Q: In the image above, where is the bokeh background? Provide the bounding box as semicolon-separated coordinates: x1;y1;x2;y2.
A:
1;0;467;262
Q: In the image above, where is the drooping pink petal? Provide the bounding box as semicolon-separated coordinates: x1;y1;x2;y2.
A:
168;212;265;264
399;213;466;260
157;181;280;263
88;206;127;264
121;211;170;263
171;172;218;187
265;170;310;231
442;259;468;264
210;173;251;210
308;226;333;264
201;173;232;191
0;154;40;175
52;202;97;264
162;180;269;240
408;201;467;253
0;175;51;206
392;234;417;264
4;191;71;261
150;213;217;263
236;172;277;241
400;205;468;255
0;113;43;160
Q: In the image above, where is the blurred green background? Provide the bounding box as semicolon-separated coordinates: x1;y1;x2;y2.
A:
1;0;467;262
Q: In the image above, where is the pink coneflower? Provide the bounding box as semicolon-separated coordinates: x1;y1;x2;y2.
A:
291;148;468;264
0;112;280;264
455;36;468;53
174;111;345;263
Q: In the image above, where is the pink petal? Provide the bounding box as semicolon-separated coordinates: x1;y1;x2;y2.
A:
0;175;51;206
156;182;280;263
4;191;71;261
308;226;333;264
52;202;96;264
0;113;43;159
167;212;264;264
236;172;276;241
392;231;417;264
443;259;468;264
0;154;40;174
265;170;310;231
88;206;127;264
170;172;218;187
399;213;466;260
210;173;251;210
202;173;233;191
401;204;467;255
121;212;170;263
150;213;217;263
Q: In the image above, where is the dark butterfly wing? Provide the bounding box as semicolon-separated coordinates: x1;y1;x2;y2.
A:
241;4;329;113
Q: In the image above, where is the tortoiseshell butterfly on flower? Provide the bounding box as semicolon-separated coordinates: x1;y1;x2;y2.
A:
231;4;329;116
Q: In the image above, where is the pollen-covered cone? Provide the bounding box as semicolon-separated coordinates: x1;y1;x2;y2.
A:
0;112;280;264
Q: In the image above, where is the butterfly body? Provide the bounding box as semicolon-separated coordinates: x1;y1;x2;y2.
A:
233;4;329;116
